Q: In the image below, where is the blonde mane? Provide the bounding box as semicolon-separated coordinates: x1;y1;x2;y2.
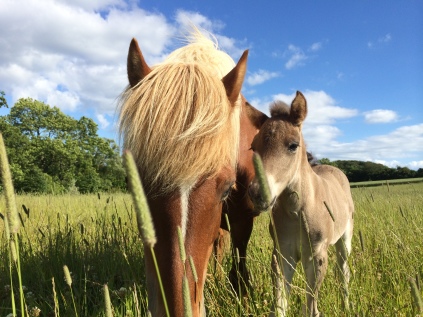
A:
118;30;241;193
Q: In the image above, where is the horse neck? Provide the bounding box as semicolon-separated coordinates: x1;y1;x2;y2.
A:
284;145;318;205
238;101;268;169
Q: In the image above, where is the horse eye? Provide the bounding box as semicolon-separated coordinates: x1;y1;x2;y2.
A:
288;142;299;152
221;184;234;201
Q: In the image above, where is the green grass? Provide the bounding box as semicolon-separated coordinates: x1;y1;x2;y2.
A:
1;182;423;316
350;177;423;188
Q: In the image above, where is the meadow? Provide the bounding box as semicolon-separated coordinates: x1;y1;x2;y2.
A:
1;181;423;316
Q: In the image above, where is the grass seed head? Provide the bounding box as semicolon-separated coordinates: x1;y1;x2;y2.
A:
252;153;272;206
123;151;156;248
0;133;20;234
63;265;72;287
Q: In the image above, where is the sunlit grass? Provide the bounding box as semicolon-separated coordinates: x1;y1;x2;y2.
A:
1;182;422;316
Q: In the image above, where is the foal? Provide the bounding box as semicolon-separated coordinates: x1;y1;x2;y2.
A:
249;91;354;316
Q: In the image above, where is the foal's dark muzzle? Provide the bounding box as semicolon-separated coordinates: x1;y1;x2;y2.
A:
248;181;275;213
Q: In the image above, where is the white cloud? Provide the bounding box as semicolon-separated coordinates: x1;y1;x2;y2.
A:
379;33;392;43
96;114;110;129
175;10;223;32
174;10;246;58
0;0;177;117
309;42;322;52
311;123;423;167
247;70;280;86
408;161;423;169
0;2;249;127
285;45;307;69
367;33;392;48
273;90;358;125
364;109;398;123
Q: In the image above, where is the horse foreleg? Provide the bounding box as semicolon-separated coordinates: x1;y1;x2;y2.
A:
228;215;254;296
270;246;298;317
335;219;353;310
302;243;328;317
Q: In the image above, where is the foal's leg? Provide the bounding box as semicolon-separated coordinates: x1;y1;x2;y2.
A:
302;241;329;317
270;245;299;317
335;219;353;309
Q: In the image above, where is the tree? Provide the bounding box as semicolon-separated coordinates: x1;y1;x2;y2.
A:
0;91;8;108
1;97;126;193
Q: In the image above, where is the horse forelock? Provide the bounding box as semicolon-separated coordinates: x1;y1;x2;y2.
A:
118;35;241;194
166;29;236;77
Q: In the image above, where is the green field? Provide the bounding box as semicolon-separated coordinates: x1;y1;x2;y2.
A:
1;182;423;316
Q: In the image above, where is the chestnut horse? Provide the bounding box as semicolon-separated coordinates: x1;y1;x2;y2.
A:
118;30;249;316
249;92;354;316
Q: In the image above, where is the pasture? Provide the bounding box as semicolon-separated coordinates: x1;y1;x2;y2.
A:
1;181;423;316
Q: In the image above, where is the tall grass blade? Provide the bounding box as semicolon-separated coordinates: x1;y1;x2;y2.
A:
409;277;423;313
1;133;25;317
103;284;113;317
182;276;193;317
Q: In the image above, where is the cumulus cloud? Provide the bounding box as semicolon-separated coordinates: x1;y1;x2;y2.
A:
284;41;323;69
408;160;423;169
246;70;280;86
273;90;358;125
368;33;392;48
311;123;423;167
174;10;246;58
96;114;110;129
285;45;307;69
309;42;322;52
0;2;248;132
363;109;398;123
0;0;176;117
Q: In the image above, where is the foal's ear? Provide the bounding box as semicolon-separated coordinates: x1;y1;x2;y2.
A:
290;91;307;126
127;38;152;87
222;50;249;105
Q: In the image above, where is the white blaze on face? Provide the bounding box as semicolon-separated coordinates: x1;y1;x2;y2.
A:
180;185;192;242
266;173;285;200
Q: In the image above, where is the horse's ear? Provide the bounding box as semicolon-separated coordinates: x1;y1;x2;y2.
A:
222;50;248;105
127;38;152;87
290;91;307;126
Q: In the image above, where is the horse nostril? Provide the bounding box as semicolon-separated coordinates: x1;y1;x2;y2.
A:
248;181;258;200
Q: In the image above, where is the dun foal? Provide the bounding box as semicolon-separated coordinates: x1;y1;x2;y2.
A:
249;92;354;316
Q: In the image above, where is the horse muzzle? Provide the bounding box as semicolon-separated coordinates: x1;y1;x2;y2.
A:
248;181;276;213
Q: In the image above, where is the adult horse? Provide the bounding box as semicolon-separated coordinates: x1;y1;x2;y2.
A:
118;30;250;316
248;92;354;316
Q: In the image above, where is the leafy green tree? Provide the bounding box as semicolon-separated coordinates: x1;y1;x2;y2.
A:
1;96;126;194
0;91;8;108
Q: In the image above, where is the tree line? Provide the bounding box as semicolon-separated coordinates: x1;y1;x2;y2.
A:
1;92;421;194
318;158;423;183
0;92;126;194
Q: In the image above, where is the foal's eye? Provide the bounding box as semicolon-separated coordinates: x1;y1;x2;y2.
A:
288;142;299;153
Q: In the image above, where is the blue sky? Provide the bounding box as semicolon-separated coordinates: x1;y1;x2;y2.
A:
1;0;422;169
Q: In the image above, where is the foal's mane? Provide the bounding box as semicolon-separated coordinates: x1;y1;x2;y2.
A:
118;30;241;193
269;100;290;118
